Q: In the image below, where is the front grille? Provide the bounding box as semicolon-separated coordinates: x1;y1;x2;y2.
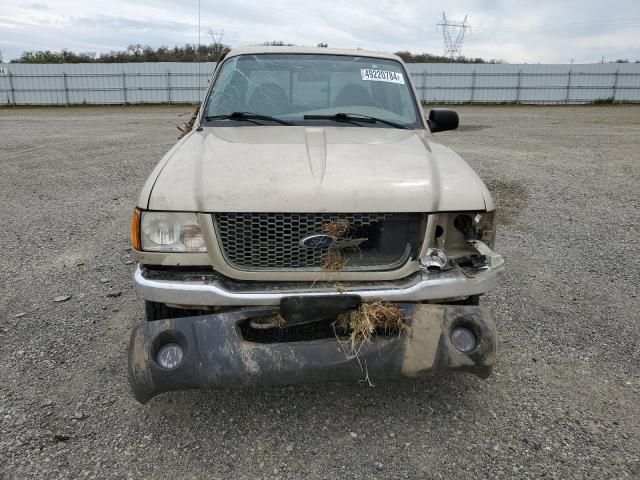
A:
213;212;425;271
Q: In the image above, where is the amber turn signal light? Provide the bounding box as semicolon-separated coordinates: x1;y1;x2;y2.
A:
131;208;142;251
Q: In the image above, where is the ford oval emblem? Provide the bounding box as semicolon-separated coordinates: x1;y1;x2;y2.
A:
300;234;336;249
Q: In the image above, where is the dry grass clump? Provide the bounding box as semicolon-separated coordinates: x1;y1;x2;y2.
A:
269;313;286;327
177;106;200;139
249;312;286;329
333;301;405;356
177;124;191;139
321;219;350;272
323;219;349;238
321;249;348;272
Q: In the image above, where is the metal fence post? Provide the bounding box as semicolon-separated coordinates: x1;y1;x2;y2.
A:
8;71;15;106
166;70;171;104
422;70;427;103
612;69;619;102
515;70;522;105
470;70;477;104
565;70;572;104
122;71;127;105
62;72;69;106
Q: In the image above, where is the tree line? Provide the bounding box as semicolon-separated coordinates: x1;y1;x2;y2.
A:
9;43;504;64
394;51;503;64
7;42;640;64
10;43;230;63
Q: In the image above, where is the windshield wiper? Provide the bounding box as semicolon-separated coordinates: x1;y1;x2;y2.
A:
204;111;293;126
303;112;410;129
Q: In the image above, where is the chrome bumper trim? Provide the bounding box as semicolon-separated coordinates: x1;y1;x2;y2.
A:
133;265;499;307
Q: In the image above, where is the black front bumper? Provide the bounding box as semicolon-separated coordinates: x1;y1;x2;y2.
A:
128;304;496;403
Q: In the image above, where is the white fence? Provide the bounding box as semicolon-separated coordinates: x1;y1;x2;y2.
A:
1;62;639;106
0;62;216;106
405;63;640;104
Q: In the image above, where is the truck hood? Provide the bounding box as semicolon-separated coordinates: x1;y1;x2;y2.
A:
143;126;492;212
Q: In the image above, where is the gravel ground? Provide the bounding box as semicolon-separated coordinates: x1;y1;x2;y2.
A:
1;105;639;479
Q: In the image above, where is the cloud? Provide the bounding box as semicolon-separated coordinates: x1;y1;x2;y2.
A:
0;0;639;62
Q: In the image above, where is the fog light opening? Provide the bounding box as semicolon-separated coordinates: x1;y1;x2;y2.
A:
156;343;184;369
451;326;476;353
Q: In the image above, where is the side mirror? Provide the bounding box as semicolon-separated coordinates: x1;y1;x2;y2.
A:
427;109;459;133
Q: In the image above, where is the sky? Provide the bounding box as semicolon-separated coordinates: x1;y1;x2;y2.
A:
1;0;640;63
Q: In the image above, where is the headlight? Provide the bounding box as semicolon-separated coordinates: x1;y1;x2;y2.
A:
140;212;206;252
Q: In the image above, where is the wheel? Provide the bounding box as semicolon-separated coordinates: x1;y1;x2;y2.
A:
144;301;204;321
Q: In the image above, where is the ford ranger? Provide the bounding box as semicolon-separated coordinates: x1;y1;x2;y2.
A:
127;47;504;403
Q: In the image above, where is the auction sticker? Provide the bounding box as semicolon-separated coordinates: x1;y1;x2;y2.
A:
360;69;404;84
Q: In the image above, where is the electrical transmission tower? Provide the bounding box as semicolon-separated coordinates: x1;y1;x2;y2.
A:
208;29;225;46
437;12;470;58
207;29;226;63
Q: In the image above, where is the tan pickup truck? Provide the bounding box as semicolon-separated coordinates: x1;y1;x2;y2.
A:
128;47;504;403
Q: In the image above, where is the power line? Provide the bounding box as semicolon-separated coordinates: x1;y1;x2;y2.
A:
474;17;640;33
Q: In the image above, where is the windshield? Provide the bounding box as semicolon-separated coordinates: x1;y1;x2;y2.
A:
204;54;422;128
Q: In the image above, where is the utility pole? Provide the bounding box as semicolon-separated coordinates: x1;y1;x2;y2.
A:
197;0;201;98
436;12;471;59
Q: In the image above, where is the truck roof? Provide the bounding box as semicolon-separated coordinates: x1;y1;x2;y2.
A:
225;46;403;62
